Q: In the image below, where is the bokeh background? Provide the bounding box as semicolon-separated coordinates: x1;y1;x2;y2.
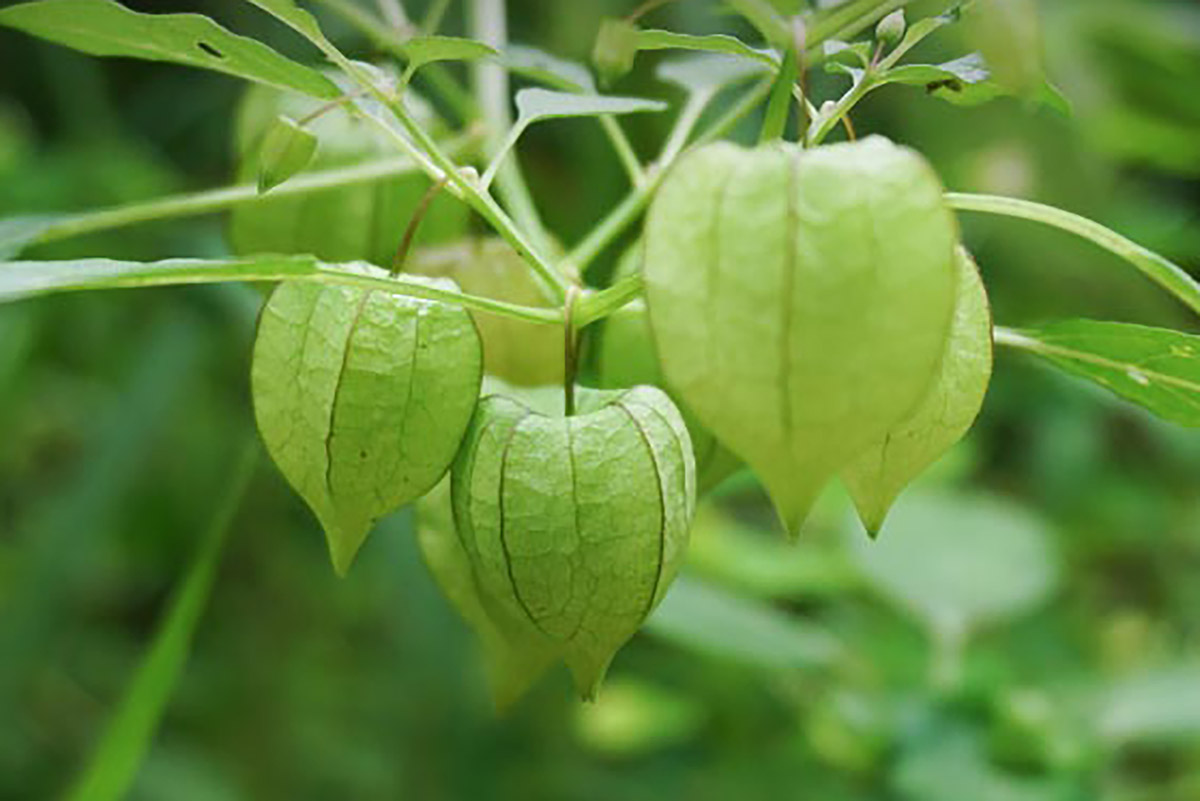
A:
1;0;1199;799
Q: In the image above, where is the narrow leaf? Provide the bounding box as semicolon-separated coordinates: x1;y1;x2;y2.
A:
504;44;596;93
655;53;771;97
66;444;257;801
999;321;1200;427
514;88;668;127
759;47;797;143
256;115;318;193
401;34;497;69
635;29;775;67
0;0;339;99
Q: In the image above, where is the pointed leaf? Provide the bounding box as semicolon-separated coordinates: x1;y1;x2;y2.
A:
505;44;596;92
884;54;1069;114
401;34;497;69
655;53;771;97
1002;321;1200;427
843;248;994;535
635;29;775;67
0;0;339;99
514;87;667;127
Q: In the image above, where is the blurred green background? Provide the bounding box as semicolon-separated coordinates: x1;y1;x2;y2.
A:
1;1;1199;799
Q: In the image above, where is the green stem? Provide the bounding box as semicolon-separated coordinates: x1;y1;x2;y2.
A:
806;0;916;52
66;443;258;801
947;193;1200;317
601;116;646;185
806;73;878;146
13;151;456;252
575;272;644;328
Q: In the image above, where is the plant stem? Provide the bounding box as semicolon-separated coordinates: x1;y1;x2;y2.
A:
947;193;1200;317
575;272;644;328
469;0;558;260
564;286;582;416
806;73;877;146
806;0;916;51
601;116;646;186
13;146;471;252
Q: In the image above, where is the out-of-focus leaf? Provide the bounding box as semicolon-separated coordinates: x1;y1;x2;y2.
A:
504;44;596;92
573;679;705;756
965;0;1045;99
1002;321;1200;428
848;493;1058;637
514;87;667;126
0;0;339;99
655;53;770;97
894;727;1069;801
65;445;258;801
645;575;842;670
401;35;496;70
255;116;317;194
1098;666;1200;746
882;54;1069;113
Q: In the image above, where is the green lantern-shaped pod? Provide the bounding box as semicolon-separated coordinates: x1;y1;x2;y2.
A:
643;136;959;536
253;273;482;575
451;386;696;699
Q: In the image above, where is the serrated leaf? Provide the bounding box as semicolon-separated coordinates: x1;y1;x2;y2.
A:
402;34;497;69
848;493;1057;637
0;0;339;99
252;275;482;575
505;44;596;93
843;248;994;535
409;239;562;386
256;115;318;193
416;479;558;711
451;387;696;699
644;137;959;536
635;29;774;67
1005;321;1200;427
514;87;667;127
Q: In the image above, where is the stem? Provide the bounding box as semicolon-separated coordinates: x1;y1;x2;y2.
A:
806;74;878;146
807;0;916;52
564;286;582;416
947;193;1200;317
420;0;453;34
391;175;449;274
469;0;557;259
376;0;409;30
601;116;646;186
575;272;644;328
15;149;467;251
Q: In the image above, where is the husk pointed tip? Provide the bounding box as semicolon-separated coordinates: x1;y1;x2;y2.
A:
566;652;613;703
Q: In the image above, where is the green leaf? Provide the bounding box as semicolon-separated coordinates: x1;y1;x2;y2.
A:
759;47;798;143
0;0;339;99
514;87;668;126
256;115;318;193
416;479;558;711
410;239;562;387
635;29;775;67
655;53;771;97
1097;666;1200;746
253;278;482;575
592;17;640;87
401;34;497;69
65;444;257;801
883;54;1069;114
451;387;696;699
723;0;790;47
843;248;994;535
848;493;1058;637
504;44;596;93
0;215;59;259
999;321;1200;428
481;89;666;188
644;137;960;536
645;575;842;669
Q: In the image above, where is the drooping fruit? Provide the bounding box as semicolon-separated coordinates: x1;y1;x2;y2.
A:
252;272;482;574
451;386;695;699
843;247;994;536
643;136;959;535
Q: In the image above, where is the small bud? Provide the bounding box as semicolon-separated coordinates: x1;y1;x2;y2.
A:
592;18;639;88
875;10;907;49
